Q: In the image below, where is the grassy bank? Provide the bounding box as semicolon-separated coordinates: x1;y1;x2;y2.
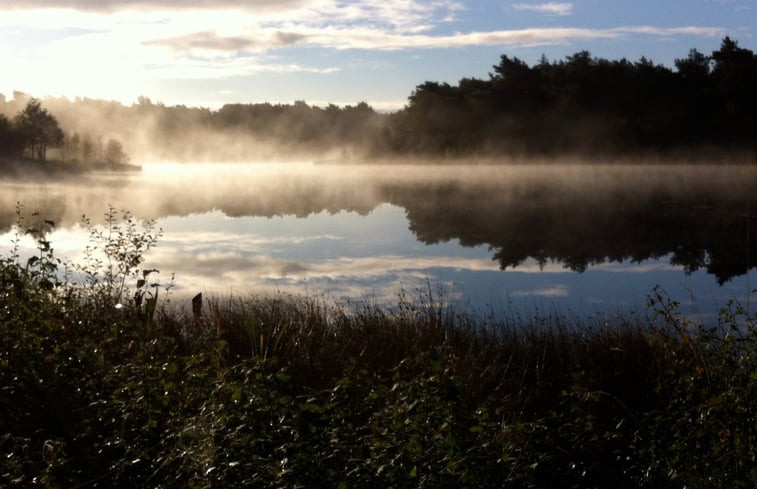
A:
1;209;756;488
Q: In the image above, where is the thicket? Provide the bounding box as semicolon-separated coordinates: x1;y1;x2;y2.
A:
1;207;757;488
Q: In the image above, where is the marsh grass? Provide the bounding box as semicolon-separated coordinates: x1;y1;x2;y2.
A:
1;208;756;488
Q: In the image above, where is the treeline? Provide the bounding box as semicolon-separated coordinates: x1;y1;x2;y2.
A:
0;94;386;162
2;37;756;162
377;36;757;157
0;96;130;168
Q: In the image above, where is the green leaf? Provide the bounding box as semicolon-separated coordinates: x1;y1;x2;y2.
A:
231;386;242;403
301;402;324;414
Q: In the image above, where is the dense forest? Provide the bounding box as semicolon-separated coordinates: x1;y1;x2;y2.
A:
381;36;757;158
1;37;756;163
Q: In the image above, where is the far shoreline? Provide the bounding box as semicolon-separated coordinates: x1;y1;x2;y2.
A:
0;156;141;180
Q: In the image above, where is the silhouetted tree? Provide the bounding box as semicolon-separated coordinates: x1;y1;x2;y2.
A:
14;99;64;162
710;36;757;140
103;138;129;166
80;134;95;162
675;48;711;79
0;114;23;157
62;132;81;162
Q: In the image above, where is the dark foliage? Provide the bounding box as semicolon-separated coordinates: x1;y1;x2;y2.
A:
375;37;757;158
12;99;64;162
0;98;132;171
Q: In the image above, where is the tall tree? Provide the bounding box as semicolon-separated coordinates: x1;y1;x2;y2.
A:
103;138;129;166
0;114;22;157
14;99;64;162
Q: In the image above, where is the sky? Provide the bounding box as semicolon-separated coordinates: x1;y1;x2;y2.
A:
0;0;755;111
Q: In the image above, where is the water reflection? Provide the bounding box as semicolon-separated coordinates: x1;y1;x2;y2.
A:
1;162;756;318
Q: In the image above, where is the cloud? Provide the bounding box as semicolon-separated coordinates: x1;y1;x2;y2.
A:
146;25;726;54
1;0;725;58
0;0;311;13
0;0;464;32
144;30;308;53
310;0;465;33
0;0;730;106
145;30;256;51
512;2;573;16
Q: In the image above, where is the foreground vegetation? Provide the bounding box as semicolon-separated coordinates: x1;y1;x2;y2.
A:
2;209;757;488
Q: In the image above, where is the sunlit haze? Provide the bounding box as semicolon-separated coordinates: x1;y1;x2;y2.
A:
1;0;753;109
2;162;756;322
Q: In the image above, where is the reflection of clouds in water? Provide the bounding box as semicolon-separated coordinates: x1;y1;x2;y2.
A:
0;226;91;263
3;162;756;323
511;285;570;298
153;250;312;277
270;256;498;279
149;243;498;295
592;261;680;273
162;230;345;247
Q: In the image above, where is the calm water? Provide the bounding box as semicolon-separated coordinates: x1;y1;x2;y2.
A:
2;162;756;322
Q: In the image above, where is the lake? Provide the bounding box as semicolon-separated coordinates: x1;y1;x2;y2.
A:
1;161;756;323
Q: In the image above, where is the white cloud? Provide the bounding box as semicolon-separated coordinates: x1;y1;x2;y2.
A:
0;0;467;96
0;0;312;13
512;2;573;16
146;25;726;54
0;0;730;105
0;0;464;32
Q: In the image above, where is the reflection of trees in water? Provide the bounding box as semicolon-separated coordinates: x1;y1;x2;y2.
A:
0;172;383;233
0;197;68;235
2;165;756;284
384;178;757;284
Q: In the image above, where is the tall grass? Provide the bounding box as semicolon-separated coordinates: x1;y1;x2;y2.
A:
1;208;756;488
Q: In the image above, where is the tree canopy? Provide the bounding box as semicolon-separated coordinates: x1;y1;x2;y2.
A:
375;37;757;158
0;98;133;170
13;98;64;162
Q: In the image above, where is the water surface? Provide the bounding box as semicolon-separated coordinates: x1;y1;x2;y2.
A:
2;162;755;322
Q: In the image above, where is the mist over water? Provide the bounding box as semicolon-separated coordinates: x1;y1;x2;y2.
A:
2;161;756;322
